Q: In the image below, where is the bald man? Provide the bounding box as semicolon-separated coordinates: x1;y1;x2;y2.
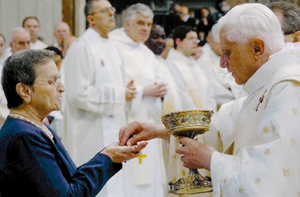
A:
53;21;71;49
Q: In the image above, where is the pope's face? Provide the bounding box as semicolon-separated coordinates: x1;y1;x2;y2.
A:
126;12;153;43
219;29;259;85
31;60;65;116
146;25;166;55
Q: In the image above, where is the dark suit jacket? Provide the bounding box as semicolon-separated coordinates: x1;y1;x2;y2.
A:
0;117;122;197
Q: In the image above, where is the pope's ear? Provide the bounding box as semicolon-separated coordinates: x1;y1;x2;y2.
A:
15;83;31;104
253;39;264;58
292;31;300;43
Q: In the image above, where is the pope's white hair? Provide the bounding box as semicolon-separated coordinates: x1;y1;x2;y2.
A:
212;3;285;52
126;3;153;21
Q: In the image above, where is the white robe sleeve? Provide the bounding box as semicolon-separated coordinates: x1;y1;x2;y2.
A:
64;41;126;116
211;81;300;196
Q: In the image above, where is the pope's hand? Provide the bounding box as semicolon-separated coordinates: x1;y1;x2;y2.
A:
102;141;148;163
176;137;216;171
119;121;170;146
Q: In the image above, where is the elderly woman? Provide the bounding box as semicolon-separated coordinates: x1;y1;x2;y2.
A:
0;49;147;196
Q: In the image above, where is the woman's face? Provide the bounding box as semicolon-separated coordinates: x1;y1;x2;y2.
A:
31;60;65;116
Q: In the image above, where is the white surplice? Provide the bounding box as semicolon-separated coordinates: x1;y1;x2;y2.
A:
109;28;166;197
30;40;47;49
63;28;127;197
167;48;216;111
210;43;300;196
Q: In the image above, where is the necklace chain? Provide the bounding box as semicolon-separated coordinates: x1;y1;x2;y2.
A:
9;113;54;142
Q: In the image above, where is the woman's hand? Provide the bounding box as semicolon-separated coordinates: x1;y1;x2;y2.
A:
102;141;148;163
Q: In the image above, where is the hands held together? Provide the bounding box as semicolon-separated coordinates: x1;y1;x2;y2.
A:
143;82;167;98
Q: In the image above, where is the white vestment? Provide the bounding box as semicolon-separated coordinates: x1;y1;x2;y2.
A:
63;28;127;197
167;48;216;111
210;43;300;196
0;63;8;127
199;43;247;108
162;48;215;197
30;40;47;49
109;28;166;197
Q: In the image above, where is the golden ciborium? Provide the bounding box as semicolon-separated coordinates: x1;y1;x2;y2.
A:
161;110;214;195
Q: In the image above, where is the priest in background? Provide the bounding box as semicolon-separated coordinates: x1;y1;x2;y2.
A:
109;3;167;197
63;0;136;196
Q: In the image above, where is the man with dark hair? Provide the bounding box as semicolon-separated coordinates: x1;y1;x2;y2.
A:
63;1;136;197
22;16;47;49
168;25;215;110
268;1;300;43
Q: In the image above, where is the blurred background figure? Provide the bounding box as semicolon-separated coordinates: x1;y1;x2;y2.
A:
61;35;77;58
22;16;48;49
0;27;32;128
53;21;71;50
3;27;31;59
165;2;181;37
196;7;214;46
191;45;204;60
0;34;5;65
178;5;196;29
268;1;300;43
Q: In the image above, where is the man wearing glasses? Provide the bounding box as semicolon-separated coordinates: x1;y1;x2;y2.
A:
63;1;136;197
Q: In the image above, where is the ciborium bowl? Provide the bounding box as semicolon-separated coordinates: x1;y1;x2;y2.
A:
161;109;214;195
161;109;214;138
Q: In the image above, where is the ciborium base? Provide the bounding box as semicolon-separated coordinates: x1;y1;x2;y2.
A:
168;169;213;195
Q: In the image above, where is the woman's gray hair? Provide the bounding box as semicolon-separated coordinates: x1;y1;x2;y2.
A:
126;3;153;21
212;3;285;52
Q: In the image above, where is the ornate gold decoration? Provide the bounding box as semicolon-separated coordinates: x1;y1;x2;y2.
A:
161;110;214;195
